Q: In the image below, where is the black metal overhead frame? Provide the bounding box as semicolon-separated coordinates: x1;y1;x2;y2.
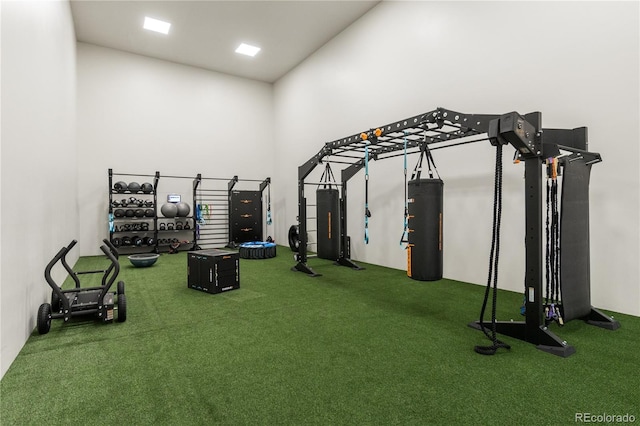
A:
293;106;614;357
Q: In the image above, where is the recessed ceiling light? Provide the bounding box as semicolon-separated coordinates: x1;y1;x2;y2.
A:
235;43;261;57
144;17;171;35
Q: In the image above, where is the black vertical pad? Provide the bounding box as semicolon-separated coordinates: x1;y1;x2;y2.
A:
316;188;340;260
560;158;593;321
407;178;443;281
230;190;263;243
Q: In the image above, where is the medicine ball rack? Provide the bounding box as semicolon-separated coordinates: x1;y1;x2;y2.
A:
109;170;271;254
294;107;619;357
154;173;199;253
109;169;160;254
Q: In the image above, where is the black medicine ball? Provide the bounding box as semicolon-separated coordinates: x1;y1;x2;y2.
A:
128;182;141;193
141;182;153;193
114;181;128;193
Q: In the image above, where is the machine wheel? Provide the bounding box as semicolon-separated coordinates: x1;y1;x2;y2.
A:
288;225;300;252
117;280;125;296
117;294;127;323
37;303;52;335
51;290;61;312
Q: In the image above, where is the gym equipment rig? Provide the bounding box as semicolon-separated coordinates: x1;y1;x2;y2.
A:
294;107;619;357
192;174;271;249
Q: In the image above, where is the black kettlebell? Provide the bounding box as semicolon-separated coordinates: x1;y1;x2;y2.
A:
175;222;183;230
167;223;175;231
159;223;166;231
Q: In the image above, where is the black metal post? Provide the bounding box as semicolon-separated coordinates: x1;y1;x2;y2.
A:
227;176;238;246
191;174;201;250
292;173;320;276
335;161;364;270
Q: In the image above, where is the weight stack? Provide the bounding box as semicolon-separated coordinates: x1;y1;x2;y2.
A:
407;178;443;281
230;190;263;243
316;188;340;260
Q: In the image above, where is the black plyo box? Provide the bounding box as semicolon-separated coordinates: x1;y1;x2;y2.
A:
187;249;240;294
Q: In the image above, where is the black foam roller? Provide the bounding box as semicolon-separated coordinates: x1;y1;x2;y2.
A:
316;188;340;260
407;178;443;281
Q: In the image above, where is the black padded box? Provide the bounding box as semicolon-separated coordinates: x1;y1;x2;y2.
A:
230;190;263;243
187;249;240;294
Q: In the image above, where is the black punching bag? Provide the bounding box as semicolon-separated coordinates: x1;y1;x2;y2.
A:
407;178;443;281
317;188;340;260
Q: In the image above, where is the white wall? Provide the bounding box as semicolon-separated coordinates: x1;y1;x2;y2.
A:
76;43;275;255
1;0;77;378
273;1;639;316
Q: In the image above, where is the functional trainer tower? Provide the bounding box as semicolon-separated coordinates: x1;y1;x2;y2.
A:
293;107;618;356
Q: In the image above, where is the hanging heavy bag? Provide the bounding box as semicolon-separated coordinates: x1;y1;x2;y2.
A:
317;188;340;260
316;163;340;260
407;142;443;281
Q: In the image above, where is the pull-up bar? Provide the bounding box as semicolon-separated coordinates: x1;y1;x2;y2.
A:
292;107;613;357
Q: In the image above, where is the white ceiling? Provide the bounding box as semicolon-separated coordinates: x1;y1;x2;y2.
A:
70;0;381;83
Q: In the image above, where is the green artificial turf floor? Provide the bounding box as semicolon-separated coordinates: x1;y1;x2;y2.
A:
1;247;638;425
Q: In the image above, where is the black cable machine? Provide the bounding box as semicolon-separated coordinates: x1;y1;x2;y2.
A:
293;107;619;356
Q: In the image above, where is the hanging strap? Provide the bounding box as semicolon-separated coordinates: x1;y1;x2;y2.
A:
400;132;410;246
544;157;563;324
364;137;371;244
196;185;206;226
545;176;551;305
360;129;381;245
266;181;272;225
318;163;337;189
412;136;440;181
